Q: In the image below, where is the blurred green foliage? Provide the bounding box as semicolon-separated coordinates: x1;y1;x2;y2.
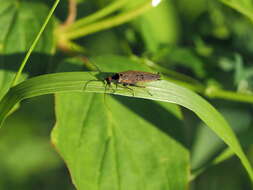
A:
1;0;253;189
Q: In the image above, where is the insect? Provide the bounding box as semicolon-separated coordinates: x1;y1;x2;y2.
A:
81;57;161;95
105;71;160;86
104;70;161;95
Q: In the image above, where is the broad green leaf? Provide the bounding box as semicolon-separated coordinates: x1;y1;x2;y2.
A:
0;0;54;54
52;92;189;190
0;0;54;99
152;46;206;78
91;54;154;72
0;96;73;189
127;0;179;52
220;0;253;23
0;95;61;178
0;71;252;182
85;31;125;55
176;0;208;21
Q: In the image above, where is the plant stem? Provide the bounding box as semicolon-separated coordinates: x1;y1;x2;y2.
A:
58;40;87;54
11;0;60;86
66;0;129;31
205;86;253;103
64;0;156;40
62;0;77;27
165;77;253;104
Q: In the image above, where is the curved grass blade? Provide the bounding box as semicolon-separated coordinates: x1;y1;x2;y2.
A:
0;71;252;181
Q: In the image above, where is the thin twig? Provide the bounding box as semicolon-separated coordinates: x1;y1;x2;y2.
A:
62;0;77;27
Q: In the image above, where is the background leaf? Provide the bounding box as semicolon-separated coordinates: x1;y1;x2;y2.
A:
128;0;179;53
0;94;75;190
0;0;54;99
191;107;252;170
220;0;253;22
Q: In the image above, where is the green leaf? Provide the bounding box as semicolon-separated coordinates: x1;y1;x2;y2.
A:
52;92;189;190
0;71;252;183
0;0;54;54
152;46;206;78
128;0;179;52
220;0;253;23
0;95;71;189
177;0;208;21
0;0;54;99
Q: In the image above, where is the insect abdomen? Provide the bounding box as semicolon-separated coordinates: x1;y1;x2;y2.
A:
118;71;160;84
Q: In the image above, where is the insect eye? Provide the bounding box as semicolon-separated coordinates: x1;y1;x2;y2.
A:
112;74;120;80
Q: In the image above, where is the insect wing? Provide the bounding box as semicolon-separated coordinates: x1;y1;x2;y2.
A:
118;71;160;84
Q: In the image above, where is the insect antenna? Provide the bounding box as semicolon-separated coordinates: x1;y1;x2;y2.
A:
79;56;114;108
86;57;103;73
79;56;105;90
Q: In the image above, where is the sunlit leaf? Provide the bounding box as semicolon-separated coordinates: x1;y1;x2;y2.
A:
220;0;253;23
52;92;189;190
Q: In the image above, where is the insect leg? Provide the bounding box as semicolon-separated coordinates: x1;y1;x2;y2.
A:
112;82;118;93
83;79;102;91
129;84;153;96
122;83;135;96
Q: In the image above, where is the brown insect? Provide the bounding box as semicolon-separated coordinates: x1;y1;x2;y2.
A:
105;70;161;86
82;57;160;96
104;71;161;95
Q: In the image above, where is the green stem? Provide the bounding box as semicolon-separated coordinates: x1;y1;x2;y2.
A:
162;78;253;104
59;40;87;54
11;0;60;86
165;77;253;104
205;86;253;103
66;0;129;31
64;0;155;40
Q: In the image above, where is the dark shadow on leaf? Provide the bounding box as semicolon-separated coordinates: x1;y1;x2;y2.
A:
113;95;187;147
0;53;52;76
0;53;55;98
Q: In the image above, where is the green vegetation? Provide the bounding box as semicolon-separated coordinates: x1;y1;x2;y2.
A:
0;0;253;189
